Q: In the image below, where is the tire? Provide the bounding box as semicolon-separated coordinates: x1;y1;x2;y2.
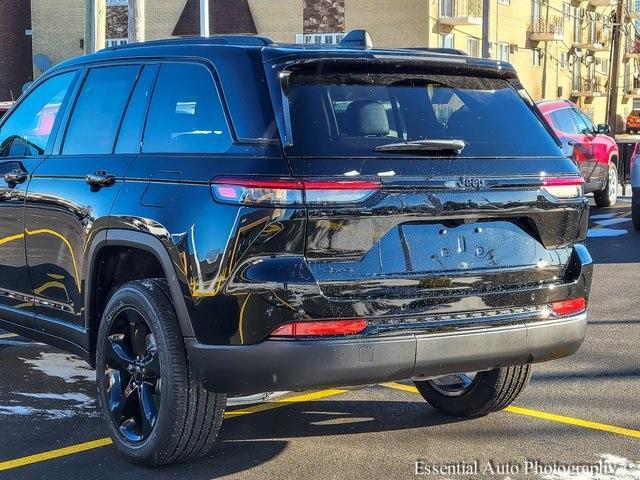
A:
593;163;618;208
96;278;226;466
414;365;531;418
633;189;640;231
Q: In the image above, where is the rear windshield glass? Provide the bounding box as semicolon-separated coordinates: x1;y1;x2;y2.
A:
284;71;562;158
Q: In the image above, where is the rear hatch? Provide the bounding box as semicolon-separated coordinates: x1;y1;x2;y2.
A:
266;55;588;318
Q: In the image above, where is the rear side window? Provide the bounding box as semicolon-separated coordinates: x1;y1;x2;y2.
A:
142;63;232;154
549;108;578;134
284;70;562;158
63;66;139;155
0;72;74;157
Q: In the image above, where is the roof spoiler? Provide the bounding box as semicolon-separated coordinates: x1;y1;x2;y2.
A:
339;29;373;49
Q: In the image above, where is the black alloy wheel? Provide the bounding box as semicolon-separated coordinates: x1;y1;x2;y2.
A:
96;279;226;466
103;308;161;443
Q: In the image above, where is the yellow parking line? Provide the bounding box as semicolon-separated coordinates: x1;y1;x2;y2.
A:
381;382;640;440
0;333;18;340
504;405;640;439
0;438;113;472
0;388;347;472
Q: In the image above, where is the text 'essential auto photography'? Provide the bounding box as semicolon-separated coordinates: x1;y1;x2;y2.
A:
0;1;639;479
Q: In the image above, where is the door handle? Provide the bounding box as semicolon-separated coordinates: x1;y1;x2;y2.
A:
85;171;116;188
3;169;28;185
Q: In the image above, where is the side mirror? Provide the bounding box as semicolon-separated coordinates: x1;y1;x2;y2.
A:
596;123;610;135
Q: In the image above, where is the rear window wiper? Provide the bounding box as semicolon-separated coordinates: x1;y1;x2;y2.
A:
374;139;466;154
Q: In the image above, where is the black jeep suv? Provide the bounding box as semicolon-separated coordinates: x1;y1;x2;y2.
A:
0;31;592;465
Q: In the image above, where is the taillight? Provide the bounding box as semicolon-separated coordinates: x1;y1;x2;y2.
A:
211;178;381;207
541;176;584;199
551;298;586;317
270;318;368;337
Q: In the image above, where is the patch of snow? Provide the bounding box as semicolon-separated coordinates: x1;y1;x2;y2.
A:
593;218;631;227
587;228;628;238
14;392;93;403
0;405;79;420
20;352;95;383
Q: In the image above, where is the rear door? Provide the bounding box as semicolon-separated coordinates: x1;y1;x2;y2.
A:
271;61;585;317
569;108;599;182
572;107;608;184
24;63;148;331
548;107;593;181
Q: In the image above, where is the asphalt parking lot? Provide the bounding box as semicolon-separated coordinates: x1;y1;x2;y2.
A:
1;199;639;480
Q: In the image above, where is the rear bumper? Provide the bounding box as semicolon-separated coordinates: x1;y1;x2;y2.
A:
187;312;587;395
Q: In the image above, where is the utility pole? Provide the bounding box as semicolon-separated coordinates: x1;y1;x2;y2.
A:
481;0;490;58
200;0;210;37
84;0;106;54
607;0;624;132
128;0;145;43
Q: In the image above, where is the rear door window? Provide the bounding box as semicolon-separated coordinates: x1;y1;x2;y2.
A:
284;70;562;158
549;108;578;134
115;64;158;154
63;65;140;155
142;63;232;154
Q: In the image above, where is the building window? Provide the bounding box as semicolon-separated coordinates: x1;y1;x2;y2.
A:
532;48;541;67
560;52;569;69
562;2;571;21
574;8;583;42
440;0;454;17
497;42;509;62
295;33;344;44
498;0;510;4
599;58;609;75
532;0;541;22
466;37;480;57
439;33;455;49
106;38;128;48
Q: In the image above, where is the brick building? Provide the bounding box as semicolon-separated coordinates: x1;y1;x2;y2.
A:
29;0;640;129
0;0;33;101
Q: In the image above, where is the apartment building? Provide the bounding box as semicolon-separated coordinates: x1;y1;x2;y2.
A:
30;0;640;129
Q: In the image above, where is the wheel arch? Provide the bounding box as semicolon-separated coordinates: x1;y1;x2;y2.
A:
85;229;195;361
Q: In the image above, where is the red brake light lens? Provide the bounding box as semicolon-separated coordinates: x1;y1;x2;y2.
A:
541;176;584;199
551;298;586;317
270;318;368;337
211;178;381;207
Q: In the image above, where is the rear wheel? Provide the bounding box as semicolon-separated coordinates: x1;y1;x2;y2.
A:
96;279;226;466
593;163;618;208
414;365;531;418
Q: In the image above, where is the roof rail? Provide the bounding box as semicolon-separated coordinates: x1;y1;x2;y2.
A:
339;29;373;49
106;35;274;51
406;47;468;56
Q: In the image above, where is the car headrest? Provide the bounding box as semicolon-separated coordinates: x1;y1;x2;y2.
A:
343;100;390;137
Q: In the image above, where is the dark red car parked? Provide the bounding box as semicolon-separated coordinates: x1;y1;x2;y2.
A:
537;100;618;207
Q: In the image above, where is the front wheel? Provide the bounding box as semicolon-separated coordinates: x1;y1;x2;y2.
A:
593;163;618;208
96;279;226;466
414;365;531;418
